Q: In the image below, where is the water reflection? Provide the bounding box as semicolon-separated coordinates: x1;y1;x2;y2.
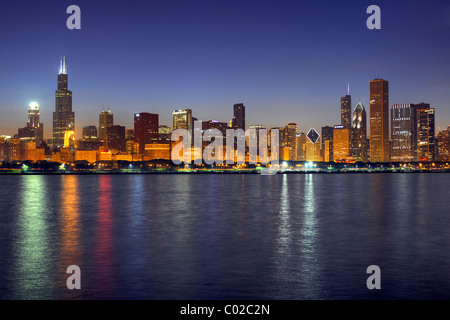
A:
14;176;52;299
58;175;81;298
277;174;291;251
2;174;450;300
272;174;293;297
94;175;115;298
299;174;320;298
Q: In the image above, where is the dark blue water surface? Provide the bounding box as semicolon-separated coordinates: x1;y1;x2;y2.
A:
0;173;449;299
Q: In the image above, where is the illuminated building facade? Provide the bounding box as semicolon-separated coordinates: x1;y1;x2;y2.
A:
53;57;74;148
437;129;450;161
64;130;75;149
173;109;193;138
82;125;98;140
16;102;44;146
78;125;101;151
75;150;97;163
285;123;297;161
321;126;333;161
391;104;416;162
352;101;368;162
321;126;333;150
0;136;5;161
20;141;39;161
126;140;139;155
125;129;134;141
369;78;389;162
134;112;159;154
415;103;435;161
271;127;285;147
296;133;302;160
306;137;321;162
27;102;44;145
333;125;354;162
341;94;352;129
99;107;114;143
158;125;171;143
6;138;20;161
144;143;171;161
324;140;333;162
297;133;307;161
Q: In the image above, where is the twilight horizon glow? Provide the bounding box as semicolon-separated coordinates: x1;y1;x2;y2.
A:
0;0;449;139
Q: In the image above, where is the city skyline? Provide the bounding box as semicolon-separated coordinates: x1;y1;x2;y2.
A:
3;1;450;305
2;55;449;165
1;1;449;138
0;59;447;141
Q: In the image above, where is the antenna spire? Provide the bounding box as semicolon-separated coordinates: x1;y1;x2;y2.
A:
347;83;350;95
59;56;67;74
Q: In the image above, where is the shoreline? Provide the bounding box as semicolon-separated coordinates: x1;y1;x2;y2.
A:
1;169;449;175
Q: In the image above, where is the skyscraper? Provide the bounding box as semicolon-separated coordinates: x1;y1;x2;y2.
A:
391;104;416;162
173;109;193;138
352;100;368;162
16;102;44;146
333;125;353;162
321;126;334;150
134;112;159;154
305;137;321;162
285;123;297;161
28;102;40;128
415;103;435;161
78;125;100;151
369;77;389;162
297;132;307;161
53;57;74;148
107;125;126;152
0;136;5;162
99;107;114;143
82;125;98;140
232;103;245;130
158;125;171;143
271;127;286;147
321;126;334;162
437;129;450;162
126;129;135;141
341;93;352;129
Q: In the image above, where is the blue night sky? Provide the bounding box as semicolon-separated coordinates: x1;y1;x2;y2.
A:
0;0;449;139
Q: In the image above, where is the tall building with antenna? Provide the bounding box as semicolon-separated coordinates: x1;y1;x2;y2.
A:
52;56;74;148
340;84;352;129
99;106;114;143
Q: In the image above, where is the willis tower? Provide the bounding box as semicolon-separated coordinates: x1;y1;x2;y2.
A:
53;56;74;148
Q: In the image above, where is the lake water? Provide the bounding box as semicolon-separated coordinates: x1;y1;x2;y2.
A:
0;173;449;299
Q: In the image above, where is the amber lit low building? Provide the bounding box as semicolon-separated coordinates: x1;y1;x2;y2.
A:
75;150;97;163
333;125;355;162
144;143;171;161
